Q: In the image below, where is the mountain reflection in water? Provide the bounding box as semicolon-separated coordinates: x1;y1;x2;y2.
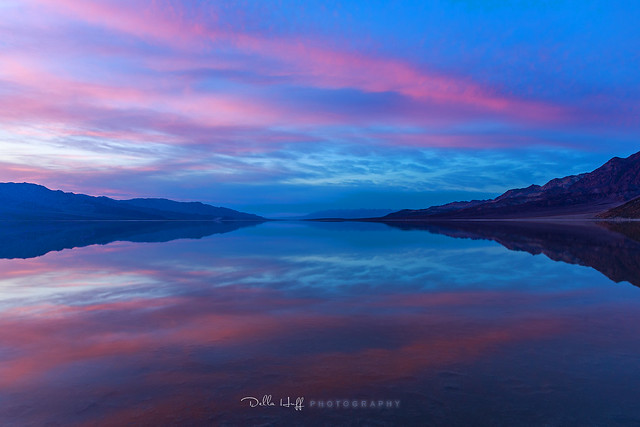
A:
0;221;639;426
381;220;640;288
0;220;263;259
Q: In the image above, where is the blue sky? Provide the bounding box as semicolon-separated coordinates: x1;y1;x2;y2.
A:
0;0;638;216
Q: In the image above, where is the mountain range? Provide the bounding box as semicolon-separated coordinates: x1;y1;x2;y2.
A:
383;151;640;220
3;151;640;222
0;183;263;221
299;208;395;219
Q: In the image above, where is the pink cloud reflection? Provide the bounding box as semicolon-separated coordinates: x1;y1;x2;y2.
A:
1;281;631;426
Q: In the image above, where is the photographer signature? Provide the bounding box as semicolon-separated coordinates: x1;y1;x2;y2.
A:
241;395;304;411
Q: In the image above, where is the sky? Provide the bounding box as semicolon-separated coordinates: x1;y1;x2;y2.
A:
0;0;638;217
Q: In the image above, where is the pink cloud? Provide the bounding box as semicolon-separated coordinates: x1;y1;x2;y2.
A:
27;0;567;123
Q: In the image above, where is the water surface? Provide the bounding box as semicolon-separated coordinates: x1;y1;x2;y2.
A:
1;220;639;426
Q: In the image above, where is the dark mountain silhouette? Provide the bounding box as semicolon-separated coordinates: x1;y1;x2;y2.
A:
300;208;395;219
598;196;640;219
0;183;263;220
0;220;262;259
382;220;640;288
384;151;640;220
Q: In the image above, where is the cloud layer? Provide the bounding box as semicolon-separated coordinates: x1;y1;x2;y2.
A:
1;0;638;214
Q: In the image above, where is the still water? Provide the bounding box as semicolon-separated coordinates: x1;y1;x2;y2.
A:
1;220;639;426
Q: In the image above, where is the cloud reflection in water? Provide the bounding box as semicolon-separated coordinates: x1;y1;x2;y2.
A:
0;221;639;425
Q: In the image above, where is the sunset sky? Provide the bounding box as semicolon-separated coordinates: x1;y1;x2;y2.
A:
1;0;638;216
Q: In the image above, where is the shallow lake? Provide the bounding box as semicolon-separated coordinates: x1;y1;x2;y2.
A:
1;220;639;426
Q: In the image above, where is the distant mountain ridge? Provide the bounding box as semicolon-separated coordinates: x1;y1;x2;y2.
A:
0;183;263;221
384;151;640;220
300;208;395;219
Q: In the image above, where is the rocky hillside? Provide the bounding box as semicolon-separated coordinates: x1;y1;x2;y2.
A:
385;151;640;220
598;196;640;219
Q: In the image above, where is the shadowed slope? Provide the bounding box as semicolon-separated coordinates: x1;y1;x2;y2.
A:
598;196;640;219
